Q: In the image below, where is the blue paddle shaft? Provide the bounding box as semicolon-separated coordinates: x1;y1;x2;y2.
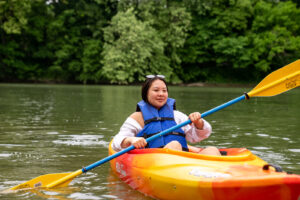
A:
83;94;246;172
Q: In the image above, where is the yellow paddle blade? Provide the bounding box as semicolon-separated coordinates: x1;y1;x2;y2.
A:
8;173;72;191
248;59;300;97
46;169;82;189
8;169;82;191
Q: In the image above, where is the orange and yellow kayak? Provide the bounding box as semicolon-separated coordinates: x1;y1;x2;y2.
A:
109;142;300;200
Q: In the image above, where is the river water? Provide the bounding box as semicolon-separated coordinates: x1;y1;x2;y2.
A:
0;83;299;200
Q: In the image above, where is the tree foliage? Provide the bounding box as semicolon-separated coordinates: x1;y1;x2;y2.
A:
101;8;170;84
0;0;300;84
0;0;31;34
181;0;300;82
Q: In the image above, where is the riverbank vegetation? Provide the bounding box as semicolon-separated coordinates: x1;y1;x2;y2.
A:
1;0;300;84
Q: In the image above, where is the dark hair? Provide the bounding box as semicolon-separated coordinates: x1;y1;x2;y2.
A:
141;77;168;103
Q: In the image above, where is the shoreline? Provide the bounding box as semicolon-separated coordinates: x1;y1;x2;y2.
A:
180;82;255;88
0;81;256;88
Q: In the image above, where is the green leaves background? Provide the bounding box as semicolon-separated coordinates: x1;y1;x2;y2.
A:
1;0;299;84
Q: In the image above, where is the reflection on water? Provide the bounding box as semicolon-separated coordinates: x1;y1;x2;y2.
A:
106;170;153;200
0;84;299;199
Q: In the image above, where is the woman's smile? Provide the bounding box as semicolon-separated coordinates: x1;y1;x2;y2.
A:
147;80;168;109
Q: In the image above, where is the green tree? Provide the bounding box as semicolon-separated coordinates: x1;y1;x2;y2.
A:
1;0;300;84
118;0;191;83
181;0;254;82
140;1;191;82
249;1;300;75
101;8;170;84
46;0;117;83
0;0;45;81
181;0;300;83
0;0;31;34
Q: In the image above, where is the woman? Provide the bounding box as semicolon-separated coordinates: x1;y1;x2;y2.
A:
112;75;221;156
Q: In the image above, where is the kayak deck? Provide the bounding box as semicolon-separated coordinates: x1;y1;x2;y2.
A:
109;143;300;200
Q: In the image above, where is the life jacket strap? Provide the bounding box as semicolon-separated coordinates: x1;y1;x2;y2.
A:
144;143;189;152
143;131;185;139
144;117;174;125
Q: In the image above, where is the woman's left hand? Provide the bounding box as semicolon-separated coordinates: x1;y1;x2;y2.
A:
189;112;204;129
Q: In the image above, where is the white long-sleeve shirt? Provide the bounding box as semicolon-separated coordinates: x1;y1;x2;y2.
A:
112;110;212;151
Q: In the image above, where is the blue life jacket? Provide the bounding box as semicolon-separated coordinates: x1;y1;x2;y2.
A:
136;98;188;151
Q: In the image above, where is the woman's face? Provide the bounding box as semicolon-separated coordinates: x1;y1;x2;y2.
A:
147;79;168;109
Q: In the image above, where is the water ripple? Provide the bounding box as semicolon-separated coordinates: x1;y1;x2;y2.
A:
289;149;300;153
0;153;11;158
256;133;269;137
53;135;109;147
69;192;103;199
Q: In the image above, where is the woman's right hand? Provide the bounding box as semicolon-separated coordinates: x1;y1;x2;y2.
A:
121;137;147;149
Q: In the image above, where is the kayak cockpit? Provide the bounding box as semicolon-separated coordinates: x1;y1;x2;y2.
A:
125;147;258;162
